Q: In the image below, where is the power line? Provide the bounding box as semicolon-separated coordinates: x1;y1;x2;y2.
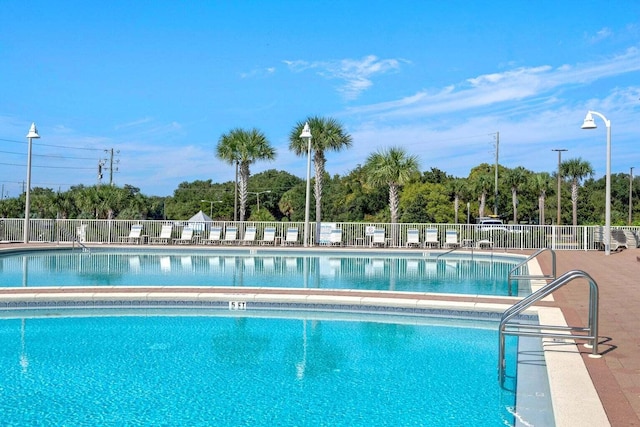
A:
0;161;95;170
0;137;104;152
0;149;99;161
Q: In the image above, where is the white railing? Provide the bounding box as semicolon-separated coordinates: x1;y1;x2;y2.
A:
1;218;638;251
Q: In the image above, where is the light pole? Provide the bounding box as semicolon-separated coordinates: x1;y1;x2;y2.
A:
552;149;567;225
200;199;222;217
581;111;611;255
300;122;312;248
24;123;40;243
248;190;271;212
630;167;635;226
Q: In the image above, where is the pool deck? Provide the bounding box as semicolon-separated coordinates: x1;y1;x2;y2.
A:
535;248;640;427
0;243;638;426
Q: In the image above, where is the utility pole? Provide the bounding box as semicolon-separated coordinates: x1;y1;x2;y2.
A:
103;149;120;186
552;149;567;225
493;132;499;216
630;167;635;225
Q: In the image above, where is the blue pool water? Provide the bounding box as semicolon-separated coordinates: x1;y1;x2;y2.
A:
0;312;518;426
0;249;528;296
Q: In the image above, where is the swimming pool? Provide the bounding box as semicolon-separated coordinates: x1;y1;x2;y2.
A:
0;309;524;426
0;248;529;296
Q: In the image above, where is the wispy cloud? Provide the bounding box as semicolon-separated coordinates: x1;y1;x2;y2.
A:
115;117;154;130
345;48;640;120
239;67;276;79
284;55;406;100
587;27;613;43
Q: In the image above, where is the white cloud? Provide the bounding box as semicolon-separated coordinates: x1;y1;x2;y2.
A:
587;27;613;43
240;67;277;79
344;48;640;120
284;55;406;100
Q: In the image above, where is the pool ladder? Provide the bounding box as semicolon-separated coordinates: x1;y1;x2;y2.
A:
60;227;90;253
498;269;600;388
507;248;557;296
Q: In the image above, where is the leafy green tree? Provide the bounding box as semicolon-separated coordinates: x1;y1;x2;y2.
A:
422;167;451;184
364;147;420;224
30;188;57;218
289;117;352;239
561;158;594;226
248;169;302;221
400;182;452;223
217;128;276;221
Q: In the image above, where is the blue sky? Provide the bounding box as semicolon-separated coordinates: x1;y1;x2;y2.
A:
1;1;639;197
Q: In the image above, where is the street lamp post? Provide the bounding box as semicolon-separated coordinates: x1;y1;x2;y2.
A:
300;122;312;248
200;199;222;217
24;123;40;243
581;111;611;255
248;190;271;212
552;149;567;225
630;167;635;226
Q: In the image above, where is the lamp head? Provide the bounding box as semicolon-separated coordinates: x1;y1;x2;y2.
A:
26;123;40;139
299;122;312;139
581;112;597;130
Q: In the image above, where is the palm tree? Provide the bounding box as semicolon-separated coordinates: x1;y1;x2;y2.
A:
447;178;467;224
561;158;594;226
289;117;352;241
532;172;552;225
504;167;528;224
216;128;275;221
364;147;420;223
471;173;492;219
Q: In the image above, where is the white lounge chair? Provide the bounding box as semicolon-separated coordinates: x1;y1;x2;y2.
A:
260;227;276;245
283;227;299;246
173;227;194;245
329;228;343;246
223;226;238;245
149;225;173;245
424;228;440;248
76;224;87;243
444;229;459;248
242;227;257;245
372;229;386;247
406;228;421;248
119;224;143;244
201;227;222;245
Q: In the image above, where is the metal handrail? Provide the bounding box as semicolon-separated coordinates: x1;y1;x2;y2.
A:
507;247;556;295
498;269;599;388
59;227;90;253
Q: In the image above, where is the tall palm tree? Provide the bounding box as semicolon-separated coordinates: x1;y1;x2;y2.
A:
561;158;594;226
364;147;420;223
504;167;528;224
447;178;467;224
532;172;552;225
471;173;492;218
217;128;275;221
289;117;352;241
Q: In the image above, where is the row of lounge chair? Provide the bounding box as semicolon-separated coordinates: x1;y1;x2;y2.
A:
116;225;470;248
117;225;304;246
380;228;461;249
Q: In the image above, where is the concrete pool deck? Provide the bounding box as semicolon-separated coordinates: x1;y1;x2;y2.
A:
0;243;637;426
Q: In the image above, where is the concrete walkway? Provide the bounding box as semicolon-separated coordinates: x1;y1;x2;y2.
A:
537;248;640;427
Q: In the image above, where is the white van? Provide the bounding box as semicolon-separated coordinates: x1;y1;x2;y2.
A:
476;217;508;232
